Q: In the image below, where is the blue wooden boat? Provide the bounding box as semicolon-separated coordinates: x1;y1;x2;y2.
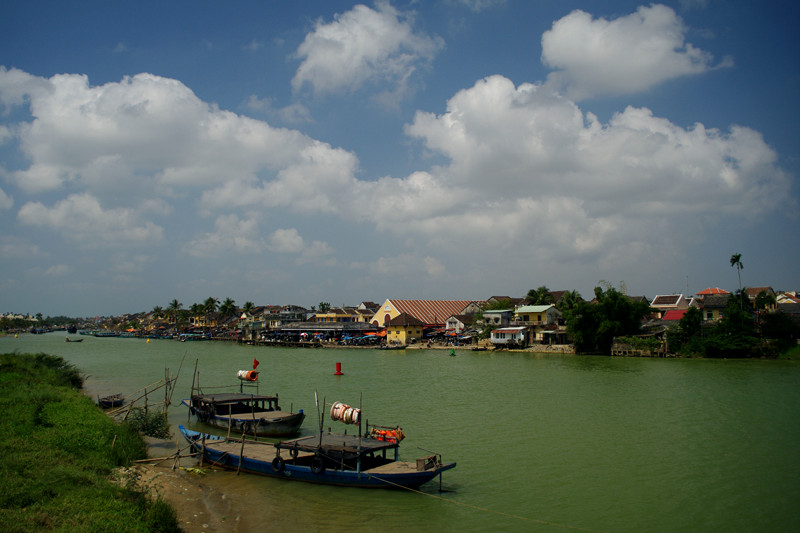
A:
178;413;455;489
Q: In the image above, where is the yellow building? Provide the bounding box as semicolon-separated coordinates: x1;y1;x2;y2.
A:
386;313;425;346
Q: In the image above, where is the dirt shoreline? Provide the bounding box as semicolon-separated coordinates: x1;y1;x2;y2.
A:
113;436;259;533
117;461;255;532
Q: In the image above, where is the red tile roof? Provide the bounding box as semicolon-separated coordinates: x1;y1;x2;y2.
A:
389;300;474;326
697;287;730;295
663;310;687;321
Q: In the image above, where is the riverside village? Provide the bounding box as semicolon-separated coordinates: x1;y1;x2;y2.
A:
7;280;800;358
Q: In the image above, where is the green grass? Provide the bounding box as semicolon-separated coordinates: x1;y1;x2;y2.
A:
0;352;179;532
778;344;800;360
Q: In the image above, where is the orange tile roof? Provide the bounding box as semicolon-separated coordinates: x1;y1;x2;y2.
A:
697;287;730;295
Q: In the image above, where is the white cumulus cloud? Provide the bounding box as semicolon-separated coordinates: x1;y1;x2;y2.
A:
542;4;732;100
17;193;163;246
291;1;444;103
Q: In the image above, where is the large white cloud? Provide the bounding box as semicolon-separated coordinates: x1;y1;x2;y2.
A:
291;1;443;103
398;74;792;259
0;68;319;196
0;59;792;279
542;4;732;100
17;193;163;246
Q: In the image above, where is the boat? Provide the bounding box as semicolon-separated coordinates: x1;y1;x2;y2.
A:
182;365;305;437
93;331;119;337
182;392;305;437
98;394;125;408
178;397;456;490
65;336;84;343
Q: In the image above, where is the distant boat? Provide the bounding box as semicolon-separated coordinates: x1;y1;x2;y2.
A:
93;331;119;337
98;394;125;409
65;336;83;343
178;333;210;341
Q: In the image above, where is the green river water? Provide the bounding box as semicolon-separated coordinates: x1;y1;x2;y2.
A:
3;332;799;532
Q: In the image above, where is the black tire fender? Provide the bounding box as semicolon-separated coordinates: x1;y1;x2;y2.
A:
272;456;285;473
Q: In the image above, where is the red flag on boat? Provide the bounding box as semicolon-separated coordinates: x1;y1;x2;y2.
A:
253;357;259;370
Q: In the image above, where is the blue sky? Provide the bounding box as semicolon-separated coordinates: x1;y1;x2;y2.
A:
1;0;798;317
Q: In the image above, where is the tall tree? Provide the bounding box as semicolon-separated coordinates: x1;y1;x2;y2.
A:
151;305;163;319
556;290;582;313
566;286;652;354
219;298;236;317
167;299;183;324
189;303;204;317
203;297;219;315
526;286;554;305
242;301;255;315
318;302;331;312
730;253;743;293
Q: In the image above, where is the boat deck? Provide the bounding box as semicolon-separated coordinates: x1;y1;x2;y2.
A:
198;437;421;473
200;438;312;461
214;410;298;422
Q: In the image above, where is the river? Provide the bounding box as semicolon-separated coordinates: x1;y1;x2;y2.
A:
3;332;799;532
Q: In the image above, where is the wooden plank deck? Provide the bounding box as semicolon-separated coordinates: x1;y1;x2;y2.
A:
201;438;314;462
213;410;297;422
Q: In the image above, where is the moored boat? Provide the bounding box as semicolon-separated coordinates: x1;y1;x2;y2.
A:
182;363;305;437
98;393;125;408
178;397;455;490
182;392;305;437
65;336;84;343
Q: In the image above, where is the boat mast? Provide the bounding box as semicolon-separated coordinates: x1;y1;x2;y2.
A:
357;392;363;476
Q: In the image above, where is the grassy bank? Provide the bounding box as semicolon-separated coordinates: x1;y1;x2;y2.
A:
0;352;179;532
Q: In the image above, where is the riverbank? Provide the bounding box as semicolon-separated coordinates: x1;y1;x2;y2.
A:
114;462;255;532
0;352;180;532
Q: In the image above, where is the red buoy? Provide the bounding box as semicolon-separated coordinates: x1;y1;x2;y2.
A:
334;362;343;375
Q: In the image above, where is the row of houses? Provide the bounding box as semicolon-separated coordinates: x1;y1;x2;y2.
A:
119;285;799;348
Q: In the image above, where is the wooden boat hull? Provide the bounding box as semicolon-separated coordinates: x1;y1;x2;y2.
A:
98;394;125;408
181;399;305;437
179;426;455;489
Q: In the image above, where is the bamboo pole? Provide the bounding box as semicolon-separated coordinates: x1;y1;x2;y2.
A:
188;359;198;423
237;431;246;475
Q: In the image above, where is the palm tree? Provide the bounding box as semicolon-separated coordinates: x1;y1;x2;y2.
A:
242;301;255;316
219;297;236;317
730;253;743;292
167;299;183;324
556;290;582;313
203;297;219;315
526;286;554;305
151;305;163;319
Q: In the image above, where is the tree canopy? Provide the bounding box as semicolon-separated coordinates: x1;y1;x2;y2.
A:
565;286;652;354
